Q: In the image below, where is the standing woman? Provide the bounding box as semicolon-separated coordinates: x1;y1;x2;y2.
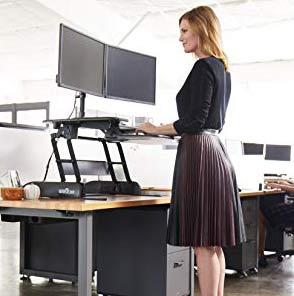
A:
137;5;246;296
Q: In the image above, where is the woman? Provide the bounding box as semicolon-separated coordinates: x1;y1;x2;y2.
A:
137;6;246;296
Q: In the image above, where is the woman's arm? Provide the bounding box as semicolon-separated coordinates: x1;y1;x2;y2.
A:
265;182;294;192
136;122;177;136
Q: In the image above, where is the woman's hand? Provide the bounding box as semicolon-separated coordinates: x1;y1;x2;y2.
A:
136;122;178;136
136;122;158;135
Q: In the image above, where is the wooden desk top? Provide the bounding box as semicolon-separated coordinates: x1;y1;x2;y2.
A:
0;189;283;212
141;188;283;198
0;195;171;212
239;189;284;198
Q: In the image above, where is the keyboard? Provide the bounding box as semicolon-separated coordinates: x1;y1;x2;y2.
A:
118;125;137;134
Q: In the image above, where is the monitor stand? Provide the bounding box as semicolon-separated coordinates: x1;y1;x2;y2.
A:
75;91;86;118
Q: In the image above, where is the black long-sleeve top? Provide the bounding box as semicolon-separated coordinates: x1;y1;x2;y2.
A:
173;56;231;135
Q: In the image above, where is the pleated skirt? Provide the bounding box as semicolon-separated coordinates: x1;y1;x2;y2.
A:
167;134;246;247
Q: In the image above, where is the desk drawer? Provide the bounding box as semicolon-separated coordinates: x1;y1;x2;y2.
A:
167;244;190;254
167;250;190;296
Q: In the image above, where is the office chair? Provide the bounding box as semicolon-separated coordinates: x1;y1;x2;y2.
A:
260;193;294;266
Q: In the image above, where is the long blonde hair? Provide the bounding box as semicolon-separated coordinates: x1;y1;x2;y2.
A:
179;6;229;71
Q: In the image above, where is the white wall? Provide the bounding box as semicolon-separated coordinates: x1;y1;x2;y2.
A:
0;128;57;185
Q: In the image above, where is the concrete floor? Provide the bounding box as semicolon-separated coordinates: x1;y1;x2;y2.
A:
0;221;293;296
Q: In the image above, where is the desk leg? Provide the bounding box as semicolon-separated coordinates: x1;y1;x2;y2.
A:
190;247;195;296
78;212;93;296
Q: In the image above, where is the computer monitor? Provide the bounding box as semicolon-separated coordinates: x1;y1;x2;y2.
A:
105;45;156;105
265;144;291;161
56;24;105;117
242;143;264;155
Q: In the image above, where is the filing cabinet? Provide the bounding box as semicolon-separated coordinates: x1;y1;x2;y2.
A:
223;196;259;276
167;246;191;296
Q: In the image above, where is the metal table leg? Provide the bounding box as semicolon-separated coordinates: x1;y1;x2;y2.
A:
78;212;93;296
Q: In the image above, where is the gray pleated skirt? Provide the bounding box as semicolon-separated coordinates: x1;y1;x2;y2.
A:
167;134;246;247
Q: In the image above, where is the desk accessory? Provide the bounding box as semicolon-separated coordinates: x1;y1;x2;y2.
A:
0;187;24;201
24;184;41;200
30;181;83;198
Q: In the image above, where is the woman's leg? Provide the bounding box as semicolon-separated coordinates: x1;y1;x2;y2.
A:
194;247;222;296
215;247;225;296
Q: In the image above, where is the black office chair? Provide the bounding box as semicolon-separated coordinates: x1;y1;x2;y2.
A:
260;195;294;265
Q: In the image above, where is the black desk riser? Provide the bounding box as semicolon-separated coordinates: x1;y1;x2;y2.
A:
48;116;177;185
48;117;130;184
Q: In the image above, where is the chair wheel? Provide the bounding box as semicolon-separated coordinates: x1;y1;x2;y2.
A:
249;267;258;274
20;275;30;281
238;271;248;278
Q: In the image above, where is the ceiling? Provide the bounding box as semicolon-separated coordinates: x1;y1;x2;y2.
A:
0;0;294;83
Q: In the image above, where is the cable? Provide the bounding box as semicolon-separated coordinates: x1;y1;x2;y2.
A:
68;95;78;119
42;95;77;181
43;151;54;181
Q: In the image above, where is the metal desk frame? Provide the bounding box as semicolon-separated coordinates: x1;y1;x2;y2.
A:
0;207;93;296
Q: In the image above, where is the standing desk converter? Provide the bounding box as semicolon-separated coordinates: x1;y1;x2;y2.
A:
0;196;194;296
47;116;178;184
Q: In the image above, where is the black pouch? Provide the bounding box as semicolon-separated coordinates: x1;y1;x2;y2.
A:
84;181;117;195
29;181;83;198
84;180;141;195
115;181;141;195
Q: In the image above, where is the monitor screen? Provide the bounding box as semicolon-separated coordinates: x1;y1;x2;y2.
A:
265;144;291;161
242;143;264;155
57;24;105;97
105;45;156;105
